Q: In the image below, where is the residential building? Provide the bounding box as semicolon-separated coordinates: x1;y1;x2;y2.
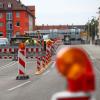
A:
0;0;35;40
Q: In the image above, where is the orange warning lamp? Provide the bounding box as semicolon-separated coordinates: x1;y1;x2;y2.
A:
56;47;95;92
19;42;25;50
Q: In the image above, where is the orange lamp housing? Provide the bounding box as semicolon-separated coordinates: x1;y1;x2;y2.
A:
19;42;25;50
56;47;95;92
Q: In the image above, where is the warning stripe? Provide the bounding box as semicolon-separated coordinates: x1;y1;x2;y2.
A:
18;50;26;63
19;69;25;75
19;58;25;68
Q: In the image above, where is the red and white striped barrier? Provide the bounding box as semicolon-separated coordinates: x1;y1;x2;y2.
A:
46;44;51;64
0;47;42;59
42;56;45;68
26;48;42;53
16;47;29;80
36;57;41;72
35;56;44;75
0;48;15;53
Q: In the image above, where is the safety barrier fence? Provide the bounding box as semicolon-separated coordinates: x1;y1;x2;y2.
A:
0;40;60;78
0;46;45;59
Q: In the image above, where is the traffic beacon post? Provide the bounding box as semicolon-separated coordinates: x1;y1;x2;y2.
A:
16;42;29;80
51;47;96;100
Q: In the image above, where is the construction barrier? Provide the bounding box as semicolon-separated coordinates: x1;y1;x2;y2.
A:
35;40;53;75
16;43;29;80
42;56;46;68
0;46;43;59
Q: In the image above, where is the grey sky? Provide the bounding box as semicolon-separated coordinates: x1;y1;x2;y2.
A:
21;0;99;25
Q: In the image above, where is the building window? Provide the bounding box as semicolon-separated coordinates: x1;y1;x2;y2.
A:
6;22;13;30
26;13;28;18
16;32;20;36
16;22;20;26
0;32;3;36
6;12;12;20
0;3;3;8
0;13;2;18
16;12;20;17
8;2;12;8
0;22;3;26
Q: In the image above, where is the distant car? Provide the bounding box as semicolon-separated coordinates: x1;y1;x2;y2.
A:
95;39;100;45
63;35;71;45
0;38;9;46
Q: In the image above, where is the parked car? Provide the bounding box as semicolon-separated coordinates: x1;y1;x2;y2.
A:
95;39;100;45
0;38;9;46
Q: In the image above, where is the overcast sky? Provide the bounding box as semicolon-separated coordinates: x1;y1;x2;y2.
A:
21;0;99;25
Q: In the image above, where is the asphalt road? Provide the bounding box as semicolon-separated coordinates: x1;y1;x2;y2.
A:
0;44;100;100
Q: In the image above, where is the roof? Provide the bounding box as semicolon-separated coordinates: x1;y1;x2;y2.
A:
34;25;69;30
27;6;35;16
27;6;35;11
0;0;35;17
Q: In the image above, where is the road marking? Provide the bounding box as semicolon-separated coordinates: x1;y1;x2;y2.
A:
8;81;31;91
94;67;100;74
0;61;35;71
42;62;55;76
90;55;95;60
43;70;50;75
51;62;55;68
0;61;17;70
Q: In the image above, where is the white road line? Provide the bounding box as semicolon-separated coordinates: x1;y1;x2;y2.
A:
0;61;35;71
43;70;50;75
8;81;31;91
0;62;17;70
94;67;100;74
90;55;95;60
0;61;15;68
51;62;56;69
43;62;56;76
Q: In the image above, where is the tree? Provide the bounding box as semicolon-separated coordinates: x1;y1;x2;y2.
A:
85;17;99;41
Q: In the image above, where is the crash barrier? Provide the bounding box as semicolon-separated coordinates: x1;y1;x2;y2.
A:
0;46;43;59
51;47;95;100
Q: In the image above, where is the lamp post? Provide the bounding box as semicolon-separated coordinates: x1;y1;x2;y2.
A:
87;20;90;42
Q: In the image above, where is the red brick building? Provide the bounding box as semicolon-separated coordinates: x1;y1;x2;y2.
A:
0;0;35;40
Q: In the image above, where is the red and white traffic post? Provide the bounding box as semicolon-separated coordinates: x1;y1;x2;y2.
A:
51;47;96;100
16;43;29;80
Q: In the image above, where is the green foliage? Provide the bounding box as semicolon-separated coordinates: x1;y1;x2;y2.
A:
85;18;99;40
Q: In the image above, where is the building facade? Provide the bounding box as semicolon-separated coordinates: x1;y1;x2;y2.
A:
0;0;35;40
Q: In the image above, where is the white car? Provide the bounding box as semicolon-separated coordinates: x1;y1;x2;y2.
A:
0;38;9;46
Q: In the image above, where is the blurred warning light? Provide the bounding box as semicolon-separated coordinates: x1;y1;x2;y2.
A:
56;47;95;92
19;42;25;50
